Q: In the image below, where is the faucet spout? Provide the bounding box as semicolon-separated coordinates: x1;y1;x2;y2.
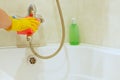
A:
28;4;37;17
28;4;44;23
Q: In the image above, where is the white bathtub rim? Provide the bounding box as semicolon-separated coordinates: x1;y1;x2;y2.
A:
0;43;120;55
65;43;120;55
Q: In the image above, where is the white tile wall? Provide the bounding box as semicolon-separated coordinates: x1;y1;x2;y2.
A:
0;0;120;48
102;0;120;48
78;0;108;45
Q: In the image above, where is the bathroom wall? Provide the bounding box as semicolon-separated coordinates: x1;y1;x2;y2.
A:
77;0;120;48
0;0;120;48
77;0;108;45
102;0;120;48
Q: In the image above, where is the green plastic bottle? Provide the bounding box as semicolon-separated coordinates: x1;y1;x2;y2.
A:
69;18;80;45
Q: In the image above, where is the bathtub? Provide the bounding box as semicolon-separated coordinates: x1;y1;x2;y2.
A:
0;43;120;80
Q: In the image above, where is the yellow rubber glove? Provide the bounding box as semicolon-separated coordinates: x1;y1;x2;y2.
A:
6;17;40;32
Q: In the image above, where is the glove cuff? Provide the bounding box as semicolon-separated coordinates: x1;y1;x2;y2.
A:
4;17;13;31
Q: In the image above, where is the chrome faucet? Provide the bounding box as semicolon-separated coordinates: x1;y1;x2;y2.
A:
28;4;37;17
28;4;44;23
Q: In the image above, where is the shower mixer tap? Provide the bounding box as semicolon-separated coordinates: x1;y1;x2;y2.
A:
28;4;44;22
17;4;44;36
28;4;37;17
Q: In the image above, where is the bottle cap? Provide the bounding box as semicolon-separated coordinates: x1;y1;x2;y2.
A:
72;18;76;24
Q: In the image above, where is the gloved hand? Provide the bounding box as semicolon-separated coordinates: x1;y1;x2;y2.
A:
6;17;40;33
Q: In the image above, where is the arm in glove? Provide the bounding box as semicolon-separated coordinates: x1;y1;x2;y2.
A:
6;17;40;33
